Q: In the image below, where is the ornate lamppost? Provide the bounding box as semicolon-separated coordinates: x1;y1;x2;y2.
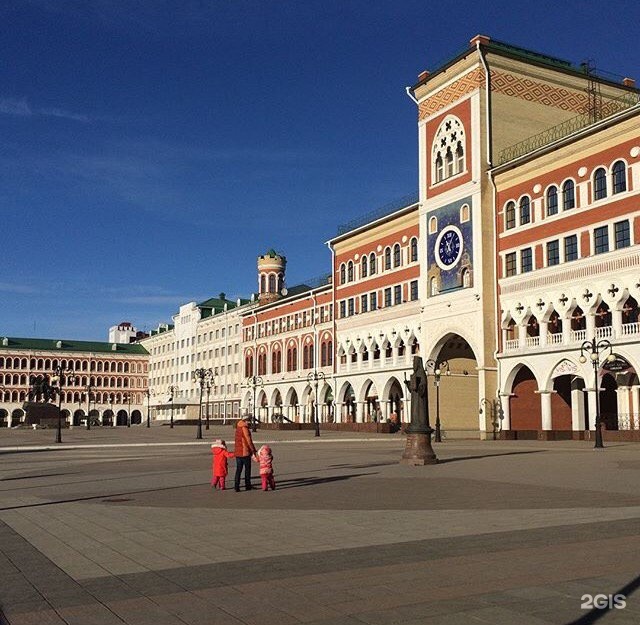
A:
109;393;115;427
306;370;325;438
479;398;500;441
205;380;212;430
245;375;263;433
579;338;615;449
144;388;155;428
122;392;131;427
193;368;213;440
426;359;449;442
52;364;77;444
167;385;178;428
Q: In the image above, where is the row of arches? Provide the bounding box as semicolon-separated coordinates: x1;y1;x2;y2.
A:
0;357;145;374
245;339;334;377
1;408;144;428
0;390;143;405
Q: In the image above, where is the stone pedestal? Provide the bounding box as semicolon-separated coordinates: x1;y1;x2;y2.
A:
400;431;438;465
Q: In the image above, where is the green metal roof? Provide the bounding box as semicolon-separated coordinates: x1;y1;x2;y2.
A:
0;337;148;355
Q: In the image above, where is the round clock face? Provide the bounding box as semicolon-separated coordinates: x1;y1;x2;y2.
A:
435;225;463;270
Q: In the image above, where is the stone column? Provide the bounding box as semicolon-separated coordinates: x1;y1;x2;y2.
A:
612;308;623;338
499;394;510;431
539;391;553;430
571;387;586;430
539;322;548;347
586;389;597;431
616;387;631;430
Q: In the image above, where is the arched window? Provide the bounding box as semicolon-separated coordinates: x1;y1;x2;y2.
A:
546;186;558;216
410;237;418;262
347;261;354;282
287;346;298;372
260;274;266;293
562;180;575;210
612;160;627;194
432;115;466;183
459;204;470;223
361;256;367;278
393;244;401;267
384;247;391;270
339;264;346;284
435;153;444;183
505;201;516;230
622;296;639;325
593;167;607;200
430;276;439;296
462;268;470;287
257;352;266;376
369;253;376;275
428;216;438;234
268;274;276;292
519;196;531;225
245;355;254;377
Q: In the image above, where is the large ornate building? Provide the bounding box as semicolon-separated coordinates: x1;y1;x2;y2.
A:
4;35;638;439
0;336;148;427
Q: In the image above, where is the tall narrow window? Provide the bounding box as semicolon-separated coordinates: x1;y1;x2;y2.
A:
435;153;444;182
546;186;558;216
347;261;354;282
361;294;368;313
505;202;516;230
562;180;575;210
394;284;402;305
593;167;607;200
369;253;376;275
521;248;533;273
393;244;401;267
339;264;346;284
370;292;377;311
361;256;367;278
612;160;627;194
455;141;464;171
505;252;517;277
384;247;391;270
519;196;531;225
614;220;630;249
594;226;609;254
384;288;392;307
547;240;560;266
410;280;418;300
431;115;466;183
445;147;454;178
565;235;578;261
410;237;418;262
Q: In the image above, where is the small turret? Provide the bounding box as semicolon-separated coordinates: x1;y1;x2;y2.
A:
257;249;286;305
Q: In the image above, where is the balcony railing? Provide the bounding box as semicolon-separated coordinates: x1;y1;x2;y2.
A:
504;323;640;353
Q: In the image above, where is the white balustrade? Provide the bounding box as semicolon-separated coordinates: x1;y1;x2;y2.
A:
595;325;613;339
525;336;540;347
505;339;519;351
621;322;640;336
570;329;586;343
547;332;563;345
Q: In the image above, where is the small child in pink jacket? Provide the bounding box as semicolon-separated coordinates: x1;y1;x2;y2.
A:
211;440;235;490
253;444;276;491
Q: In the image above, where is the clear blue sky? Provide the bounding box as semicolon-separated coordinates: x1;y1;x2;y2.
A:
2;0;639;340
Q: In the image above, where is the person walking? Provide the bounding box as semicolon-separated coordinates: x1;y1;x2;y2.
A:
234;418;257;492
211;439;235;490
253;444;276;491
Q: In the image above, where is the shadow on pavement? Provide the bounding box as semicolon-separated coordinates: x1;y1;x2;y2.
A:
437;450;547;464
273;472;377;489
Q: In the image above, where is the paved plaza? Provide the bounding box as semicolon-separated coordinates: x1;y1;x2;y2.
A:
0;427;639;624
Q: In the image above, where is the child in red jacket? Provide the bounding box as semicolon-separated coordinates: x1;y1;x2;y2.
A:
211;440;235;490
253;444;276;491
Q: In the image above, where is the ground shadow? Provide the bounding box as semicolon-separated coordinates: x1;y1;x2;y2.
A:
437;450;547;464
328;462;397;469
272;472;377;489
564;572;640;624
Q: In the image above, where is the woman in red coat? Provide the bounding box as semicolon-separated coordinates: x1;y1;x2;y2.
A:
211;440;235;490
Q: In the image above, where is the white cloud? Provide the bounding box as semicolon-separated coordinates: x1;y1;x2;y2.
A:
0;97;89;122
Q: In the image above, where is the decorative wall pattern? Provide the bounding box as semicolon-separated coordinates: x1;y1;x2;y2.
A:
418;67;625;121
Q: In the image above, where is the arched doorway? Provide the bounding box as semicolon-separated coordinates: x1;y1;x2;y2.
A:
600;373;618;430
429;334;480;434
386;378;404;424
103;410;114;426
11;408;24;425
509;366;541;430
116;410;128;426
340;383;356;422
287;389;299;422
131;410;142;425
73;409;85;426
362;380;379;422
551;376;574;430
0;408;8;427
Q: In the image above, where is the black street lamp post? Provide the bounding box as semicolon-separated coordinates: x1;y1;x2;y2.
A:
53;364;76;444
579;338;615;449
246;376;264;433
205;381;212;430
109;393;114;426
426;360;449;443
144;388;155;428
167;385;178;429
307;371;325;438
479;398;500;440
123;392;131;427
194;368;213;440
85;384;93;430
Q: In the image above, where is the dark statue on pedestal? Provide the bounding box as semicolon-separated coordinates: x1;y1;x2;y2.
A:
400;356;438;465
23;374;60;426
